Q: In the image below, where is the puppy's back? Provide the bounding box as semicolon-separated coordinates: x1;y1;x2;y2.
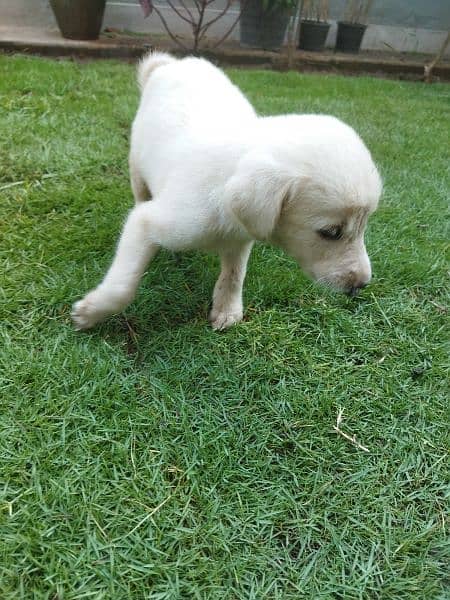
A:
131;53;256;200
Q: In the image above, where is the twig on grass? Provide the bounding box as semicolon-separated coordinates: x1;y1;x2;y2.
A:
130;433;137;477
370;292;392;328
333;407;370;453
117;492;174;541
0;180;25;191
0;172;68;191
124;316;139;355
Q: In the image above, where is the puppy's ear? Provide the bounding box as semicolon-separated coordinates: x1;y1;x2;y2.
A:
228;159;296;241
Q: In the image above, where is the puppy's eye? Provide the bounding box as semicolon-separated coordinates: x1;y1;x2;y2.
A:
318;225;343;241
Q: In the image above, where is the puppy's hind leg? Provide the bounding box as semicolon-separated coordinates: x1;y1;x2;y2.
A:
209;242;253;331
72;203;159;330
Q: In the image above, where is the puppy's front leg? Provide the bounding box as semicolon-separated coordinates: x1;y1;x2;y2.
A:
72;203;159;330
209;242;253;331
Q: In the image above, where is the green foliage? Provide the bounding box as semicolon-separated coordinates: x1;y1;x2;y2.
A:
261;0;298;13
1;55;449;599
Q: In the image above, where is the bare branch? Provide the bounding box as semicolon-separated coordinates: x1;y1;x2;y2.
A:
148;0;242;52
209;0;245;48
165;0;195;25
193;0;208;52
198;0;234;37
424;31;450;83
191;0;203;17
177;0;195;22
151;4;190;50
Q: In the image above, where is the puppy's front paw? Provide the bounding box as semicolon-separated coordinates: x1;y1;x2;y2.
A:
209;308;243;331
71;294;107;331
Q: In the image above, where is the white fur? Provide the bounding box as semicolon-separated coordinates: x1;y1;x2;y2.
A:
72;52;382;331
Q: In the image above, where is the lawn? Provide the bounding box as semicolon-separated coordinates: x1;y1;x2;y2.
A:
0;55;448;599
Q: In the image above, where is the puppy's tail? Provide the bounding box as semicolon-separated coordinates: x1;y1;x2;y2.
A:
137;51;176;92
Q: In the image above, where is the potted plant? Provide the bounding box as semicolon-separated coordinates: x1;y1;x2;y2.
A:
298;0;330;52
240;0;296;51
50;0;106;41
335;0;373;53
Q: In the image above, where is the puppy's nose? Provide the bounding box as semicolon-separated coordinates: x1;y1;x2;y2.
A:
346;282;368;297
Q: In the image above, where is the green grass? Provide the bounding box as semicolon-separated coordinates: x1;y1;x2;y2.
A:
1;55;449;599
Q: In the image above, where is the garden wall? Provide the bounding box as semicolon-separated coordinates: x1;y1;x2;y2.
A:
1;0;449;55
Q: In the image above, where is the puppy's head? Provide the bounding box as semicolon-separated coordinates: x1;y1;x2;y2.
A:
231;115;382;295
273;174;381;295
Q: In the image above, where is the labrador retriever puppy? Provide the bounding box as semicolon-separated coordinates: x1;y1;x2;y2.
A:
72;52;382;331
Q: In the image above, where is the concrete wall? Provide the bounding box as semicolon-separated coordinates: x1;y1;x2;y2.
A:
106;0;450;55
329;0;450;30
1;0;449;55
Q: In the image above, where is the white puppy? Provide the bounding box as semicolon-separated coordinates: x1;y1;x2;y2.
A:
72;52;382;331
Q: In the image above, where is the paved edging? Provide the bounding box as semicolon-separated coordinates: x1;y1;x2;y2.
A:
1;37;449;81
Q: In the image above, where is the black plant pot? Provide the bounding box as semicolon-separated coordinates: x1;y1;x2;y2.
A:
240;0;289;51
50;0;106;40
335;21;367;53
298;20;330;52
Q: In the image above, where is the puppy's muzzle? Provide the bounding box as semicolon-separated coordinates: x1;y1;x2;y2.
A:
345;281;368;297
